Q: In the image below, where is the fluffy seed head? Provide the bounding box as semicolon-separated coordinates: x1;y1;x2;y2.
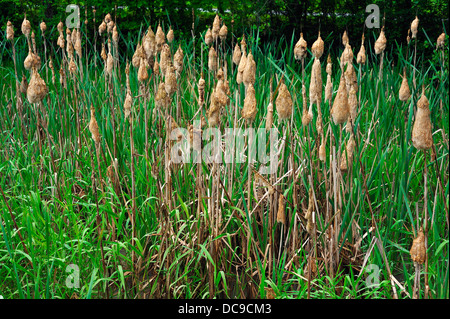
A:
356;35;366;64
27;68;48;104
6;21;14;40
342;30;349;46
436;33;445;50
166;27;174;43
410;229;426;264
399;69;411;102
340;134;356;172
205;27;213;46
243;50;256;88
237;50;247;84
276;79;293;120
311;32;324;59
309;57;323;105
277;194;286;226
212;14;220;41
20;74;28;94
208;46;218;72
325;74;333;104
242;83;257;121
219;24;228;41
294;33;307;60
21;16;31;37
164;64;177;96
89;106;101;146
137;58;148;82
99;20;107;35
233;44;241;65
411;16;419;39
331;75;349;125
374;27;387;55
301;84;312;126
155;82;169;108
155;23;165;51
412;88;433;150
174;45;184;76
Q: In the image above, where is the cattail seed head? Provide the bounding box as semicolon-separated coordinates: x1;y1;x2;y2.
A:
208;46;218;72
309;57;323;105
132;43;142;68
137;58;148;82
399;69;411;102
112;25;119;44
240;35;247;52
294;33;307;60
277;194;286;226
75;30;82;58
205;27;213;46
198;76;206;106
436;33;445;50
166;28;174;44
24;49;33;70
319;136;326;162
340;43;353;70
164;64;177;96
104;13;112;23
155;82;169;108
242;83;257;121
340;134;356;172
207;88;221;127
243;50;256;88
174;45;184;76
410;229;426;264
27;67;48;104
311;32;324;59
411;16;419;39
325;74;333;104
57;34;65;49
124;91;132;120
326;54;332;75
69;56;77;74
344;62;357;93
342;30;349;46
160;44;171;76
6;21;14;40
155;23;165;51
356;35;366;64
212;14;220;41
106;52;113;76
374;27;387;55
412;88;433;150
21;16;31;37
219;24;228;41
59;66;66;88
331;75;349;125
99;20;107;36
346;87;358;132
89;106;101;146
237;50;247;84
233;43;241;65
276;79;293;120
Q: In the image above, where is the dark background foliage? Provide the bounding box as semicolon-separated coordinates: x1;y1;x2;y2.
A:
0;0;448;60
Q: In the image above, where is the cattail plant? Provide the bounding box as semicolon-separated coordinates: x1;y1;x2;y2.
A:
311;32;324;59
325;55;333;104
243;50;256;90
275;78;293;120
205;27;213;46
399;68;411;102
410;228;426;298
374;27;387;55
331;75;349;125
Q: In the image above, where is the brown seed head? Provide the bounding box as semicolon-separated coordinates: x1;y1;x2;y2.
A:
331;75;349;125
6;21;14;41
294;33;307;60
219;24;228;41
208;46;218;72
242;83;257;121
243;50;256;88
233;43;241;65
374;27;387;55
212;14;220;41
410;229;426;264
411;16;419;39
399;69;411;102
276;80;293;120
27;67;48;104
311;32;324;59
40;21;47;34
277;194;286;226
412;88;433;150
167;27;174;43
205;27;213;46
21;16;31;37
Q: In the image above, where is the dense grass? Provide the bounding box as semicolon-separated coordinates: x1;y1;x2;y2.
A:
0;17;448;299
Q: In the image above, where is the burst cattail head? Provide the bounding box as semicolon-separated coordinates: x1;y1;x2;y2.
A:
89;106;101;146
160;44;171;76
101;42;107;61
155;23;165;50
436;33;445;50
57;34;65;49
215;78;229;107
242;83;257;121
104;13;112;23
407;29;411;44
59;65;66;88
411;16;419;39
412;87;433;150
6;21;14;40
347;86;358;131
75;30;82;57
356;35;366;64
294;33;307;60
174;45;184;76
24;48;33;70
20;74;28;94
233;44;241;65
155;82;169;108
66;29;74;58
69;56;77;74
99;20;107;35
167;27;174;43
311;32;324;59
277;194;286;226
243;50;256;88
212;14;220;41
331;75;349;125
106;52;113;76
340;134;356;172
137;58;148;82
57;21;64;34
340;43;353;70
326;54;332;75
325;73;333;104
39;21;47;35
71;29;77;46
219;24;228;41
374;27;387;55
410;229;426;264
198;75;206;106
207;88;221;127
276;79;292;120
21;16;31;37
240;34;247;52
27;67;48;104
124;91;132;120
205;27;213;46
237;50;247;84
266;101;274;131
153;59;160;76
319;136;326;162
164;64;177;96
309;57;323;105
112;25;119;44
342;30;349;46
399;68;411;102
208;46;218;72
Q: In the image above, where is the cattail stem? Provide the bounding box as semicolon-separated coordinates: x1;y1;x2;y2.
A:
423;150;429;299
